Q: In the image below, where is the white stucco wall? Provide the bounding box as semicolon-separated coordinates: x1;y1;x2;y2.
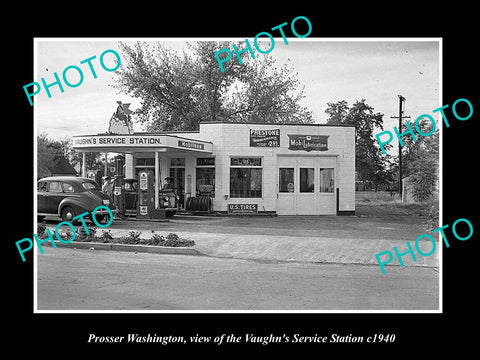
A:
173;122;355;213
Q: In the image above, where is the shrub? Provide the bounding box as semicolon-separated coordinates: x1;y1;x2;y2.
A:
140;233;165;245
140;233;195;247
164;233;195;247
44;225;196;248
410;162;437;203
423;197;439;230
75;225;97;242
117;230;142;244
96;229;114;243
37;223;46;238
58;229;75;242
166;233;179;241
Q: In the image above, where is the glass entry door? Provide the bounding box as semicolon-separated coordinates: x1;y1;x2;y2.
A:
277;157;296;215
296;158;317;215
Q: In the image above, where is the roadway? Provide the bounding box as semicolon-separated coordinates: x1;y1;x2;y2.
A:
36;247;439;311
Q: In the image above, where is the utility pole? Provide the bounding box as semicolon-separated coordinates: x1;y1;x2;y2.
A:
390;95;411;200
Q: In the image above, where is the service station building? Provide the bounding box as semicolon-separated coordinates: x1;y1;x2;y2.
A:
73;122;355;216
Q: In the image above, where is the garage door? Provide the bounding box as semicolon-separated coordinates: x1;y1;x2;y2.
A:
277;156;336;215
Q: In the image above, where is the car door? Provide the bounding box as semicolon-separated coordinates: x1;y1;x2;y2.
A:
37;181;48;213
124;181;137;210
46;181;64;214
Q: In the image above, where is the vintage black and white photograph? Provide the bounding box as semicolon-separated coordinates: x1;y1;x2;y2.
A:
32;37;441;312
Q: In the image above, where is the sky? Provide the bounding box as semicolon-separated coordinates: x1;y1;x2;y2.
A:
35;38;440;154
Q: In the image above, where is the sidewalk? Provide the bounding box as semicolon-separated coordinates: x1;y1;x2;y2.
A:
47;225;439;269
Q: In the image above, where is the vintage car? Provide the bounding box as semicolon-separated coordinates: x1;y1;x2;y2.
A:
123;178;138;211
123;178;180;218
37;176;116;223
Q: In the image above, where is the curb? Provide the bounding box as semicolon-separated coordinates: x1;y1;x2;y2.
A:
43;241;205;257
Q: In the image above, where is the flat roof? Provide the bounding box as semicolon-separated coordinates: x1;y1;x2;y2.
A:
74;121;355;138
73;132;210;140
199;121;356;127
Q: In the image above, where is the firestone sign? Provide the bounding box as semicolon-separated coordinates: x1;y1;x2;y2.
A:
288;134;329;151
249;129;280;147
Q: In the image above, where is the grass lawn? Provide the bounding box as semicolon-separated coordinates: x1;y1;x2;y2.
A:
355;191;439;230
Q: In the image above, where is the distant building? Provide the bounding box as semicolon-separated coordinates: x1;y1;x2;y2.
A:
48;156;77;177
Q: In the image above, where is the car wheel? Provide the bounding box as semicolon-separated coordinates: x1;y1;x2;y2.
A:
61;206;76;222
166;210;175;218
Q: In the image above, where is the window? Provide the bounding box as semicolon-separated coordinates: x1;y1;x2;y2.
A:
196;168;215;196
231;157;261;166
230;168;262;198
320;168;334;193
230;157;262;198
300;168;315;193
124;182;137;192
62;183;74;193
279;168;294;193
38;181;47;192
49;182;62;193
136;157;155;166
197;158;215;166
196;157;215;196
82;182;100;190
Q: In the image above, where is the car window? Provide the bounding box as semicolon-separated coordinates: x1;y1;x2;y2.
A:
125;182;137;191
38;181;47;192
49;182;63;193
82;182;100;190
62;183;74;193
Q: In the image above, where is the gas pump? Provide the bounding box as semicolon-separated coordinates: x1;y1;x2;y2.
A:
113;175;126;219
137;170;154;219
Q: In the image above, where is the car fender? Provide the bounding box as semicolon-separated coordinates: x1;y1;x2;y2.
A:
57;197;91;217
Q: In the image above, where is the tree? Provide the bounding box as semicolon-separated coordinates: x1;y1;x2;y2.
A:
401;118;439;202
113;41;313;131
325;99;390;190
69;148;102;171
38;133;58;179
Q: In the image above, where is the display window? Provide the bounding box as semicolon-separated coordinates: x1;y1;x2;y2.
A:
196;157;215;197
230;157;262;198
